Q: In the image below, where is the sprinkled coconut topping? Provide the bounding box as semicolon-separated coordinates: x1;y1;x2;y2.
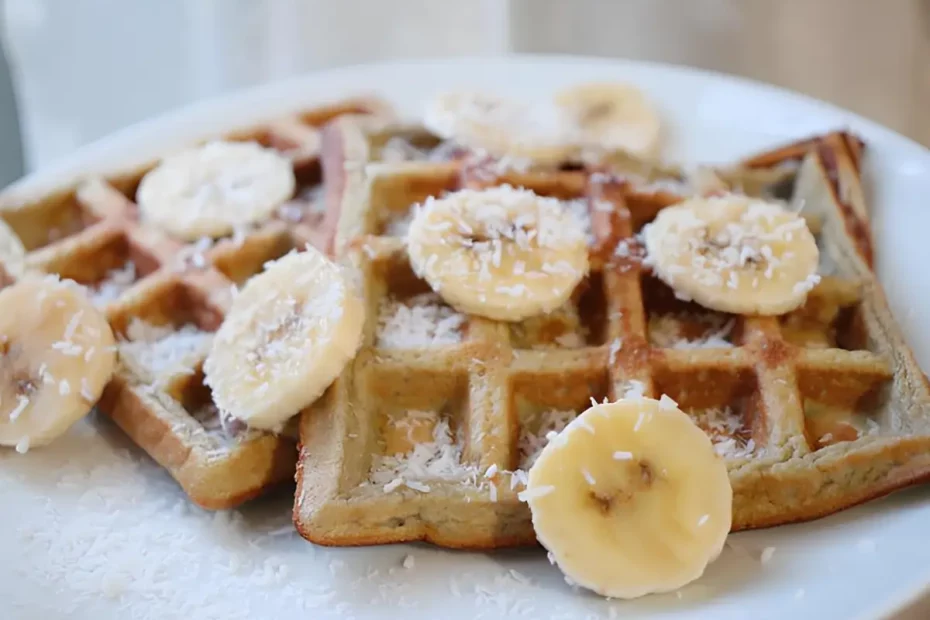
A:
90;262;138;306
187;400;254;442
369;416;478;492
517;485;554;502
424;93;572;158
415;185;586;249
406;185;589;316
509;304;586;350
120;319;211;377
562;198;594;246
793;273;822;295
278;185;325;225
620;380;647;400
608;338;623;364
203;249;351;419
137;141;296;235
384;209;415;237
9;395;29;421
518;409;576;470
760;546;776;563
645;198;816;293
689;406;756;459
173;237;214;271
648;314;735;349
376;293;465;348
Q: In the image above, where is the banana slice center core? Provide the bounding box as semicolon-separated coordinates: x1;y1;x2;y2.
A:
589;459;657;514
0;340;41;406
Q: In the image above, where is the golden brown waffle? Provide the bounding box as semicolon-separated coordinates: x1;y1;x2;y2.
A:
740;131;873;266
0;96;393;509
294;118;930;548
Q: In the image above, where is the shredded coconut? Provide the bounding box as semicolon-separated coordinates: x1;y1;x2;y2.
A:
376;293;465;348
690;406;756;458
620;380;647;400
91;262;137;305
369;415;477;491
408;186;588;303
760;546;776;563
9;395;29;421
384;209;415;237
658;394;678;411
173;237;214;271
648;314;735;349
562;199;594;247
120;319;212;377
518;409;576;470
517;485;554;502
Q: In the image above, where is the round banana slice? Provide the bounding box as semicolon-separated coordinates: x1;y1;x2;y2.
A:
406;186;589;322
137;141;296;241
524;397;732;599
0;219;26;281
203;246;364;431
0;276;116;451
643;196;820;315
423;92;577;166
554;82;662;161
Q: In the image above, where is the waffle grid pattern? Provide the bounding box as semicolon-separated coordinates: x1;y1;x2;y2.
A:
0;97;390;508
294;121;930;548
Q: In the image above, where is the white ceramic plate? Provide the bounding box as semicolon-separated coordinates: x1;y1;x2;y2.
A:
2;56;929;620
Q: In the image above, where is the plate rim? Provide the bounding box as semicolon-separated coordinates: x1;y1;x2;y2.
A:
5;54;929;199
3;54;929;619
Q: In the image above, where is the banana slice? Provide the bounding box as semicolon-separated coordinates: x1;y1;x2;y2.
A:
406;186;589;322
524;397;732;599
137;141;296;241
204;246;364;430
554;82;662;161
0;276;116;450
423;92;577;166
0;219;26;281
643;196;820;315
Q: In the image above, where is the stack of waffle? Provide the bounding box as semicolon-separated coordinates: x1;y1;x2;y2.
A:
2;92;927;550
0;97;391;508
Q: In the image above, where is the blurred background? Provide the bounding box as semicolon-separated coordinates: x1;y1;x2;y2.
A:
0;0;928;182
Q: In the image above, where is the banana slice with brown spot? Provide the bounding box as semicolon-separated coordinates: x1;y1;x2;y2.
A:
406;185;589;322
554;82;662;161
643;196;820;315
423;92;578;166
523;397;732;599
137;141;296;241
204;246;364;431
1;276;116;451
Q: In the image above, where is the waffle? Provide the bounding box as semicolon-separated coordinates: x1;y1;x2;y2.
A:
0;96;393;509
738;131;873;266
294;118;930;548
